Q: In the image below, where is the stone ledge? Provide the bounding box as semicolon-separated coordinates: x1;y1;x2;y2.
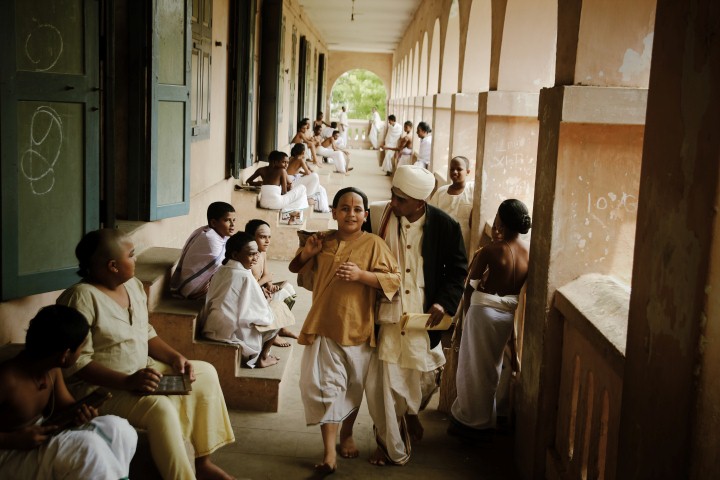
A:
554;273;629;375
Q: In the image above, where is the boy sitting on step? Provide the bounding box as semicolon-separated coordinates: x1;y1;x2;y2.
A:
246;219;299;347
170;202;237;299
0;305;137;479
201;232;294;368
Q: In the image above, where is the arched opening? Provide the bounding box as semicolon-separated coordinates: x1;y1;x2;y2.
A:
419;32;429;96
329;69;387;120
441;0;460;94
428;19;441;95
461;0;491;92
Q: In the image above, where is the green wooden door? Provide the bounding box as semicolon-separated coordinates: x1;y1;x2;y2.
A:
0;0;100;299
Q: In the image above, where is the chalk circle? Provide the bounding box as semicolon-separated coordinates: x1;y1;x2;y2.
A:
20;106;63;195
25;24;64;72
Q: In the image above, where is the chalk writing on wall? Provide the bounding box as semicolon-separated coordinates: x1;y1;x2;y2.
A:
24;23;64;72
20;105;63;195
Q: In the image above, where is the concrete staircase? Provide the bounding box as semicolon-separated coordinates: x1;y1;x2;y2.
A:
134;247;291;412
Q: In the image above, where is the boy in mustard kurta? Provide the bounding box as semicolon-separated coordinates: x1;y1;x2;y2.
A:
289;187;400;474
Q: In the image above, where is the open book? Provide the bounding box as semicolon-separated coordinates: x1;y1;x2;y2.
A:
142;374;193;395
42;388;112;431
400;313;454;331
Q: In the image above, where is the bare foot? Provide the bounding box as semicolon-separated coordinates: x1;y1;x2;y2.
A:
196;457;235;480
273;336;291;347
338;434;359;458
405;414;424;442
368;447;388;466
256;354;280;368
279;327;298;339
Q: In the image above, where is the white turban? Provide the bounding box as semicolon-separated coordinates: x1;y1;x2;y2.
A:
392;165;435;201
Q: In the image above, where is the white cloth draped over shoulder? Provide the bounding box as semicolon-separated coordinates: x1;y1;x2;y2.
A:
381;122;403;173
170;226;226;298
258;184;308;210
0;416;137;479
200;259;277;367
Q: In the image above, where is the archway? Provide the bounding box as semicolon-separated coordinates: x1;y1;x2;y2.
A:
329;69;387;120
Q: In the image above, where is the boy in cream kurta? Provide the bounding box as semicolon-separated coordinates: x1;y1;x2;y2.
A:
290;187;400;475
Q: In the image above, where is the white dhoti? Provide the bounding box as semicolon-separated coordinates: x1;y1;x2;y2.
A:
381;151;396;174
369;125;380;149
290;173;330;212
258;184;308;211
299;337;372;425
0;415;137;480
316;146;348;173
451;291;518;430
396;147;413;168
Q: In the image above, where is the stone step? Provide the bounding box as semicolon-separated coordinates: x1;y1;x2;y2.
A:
134;247;182;312
149;298;292;412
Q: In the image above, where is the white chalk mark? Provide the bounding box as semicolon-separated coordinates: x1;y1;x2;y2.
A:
20;105;63;195
24;24;64;72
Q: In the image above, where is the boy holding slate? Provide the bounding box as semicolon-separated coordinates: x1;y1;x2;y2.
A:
0;305;137;479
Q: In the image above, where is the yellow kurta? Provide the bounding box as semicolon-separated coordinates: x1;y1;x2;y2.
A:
57;278;234;480
296;231;400;346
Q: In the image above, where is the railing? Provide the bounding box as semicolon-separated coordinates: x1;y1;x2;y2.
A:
548;274;629;480
345;119;384;149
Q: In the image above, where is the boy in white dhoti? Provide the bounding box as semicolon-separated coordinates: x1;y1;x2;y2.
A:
449;199;530;441
380;115;403;175
290;187;400;474
0;305;137;479
170;202;237;299
201;232;290;368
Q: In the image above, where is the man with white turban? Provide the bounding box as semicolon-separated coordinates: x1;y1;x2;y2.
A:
366;165;467;466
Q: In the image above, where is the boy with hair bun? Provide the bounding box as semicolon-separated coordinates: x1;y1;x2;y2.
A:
171;201;237;299
449;199;531;441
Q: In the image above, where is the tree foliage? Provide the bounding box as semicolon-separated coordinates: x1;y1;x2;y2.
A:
330;69;387;120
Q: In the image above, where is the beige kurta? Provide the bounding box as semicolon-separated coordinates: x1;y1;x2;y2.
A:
57;278;234;480
429;182;475;255
296;231;400;347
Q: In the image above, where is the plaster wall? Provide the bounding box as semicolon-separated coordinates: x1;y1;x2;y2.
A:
478;116;538;231
190;0;230;195
432;94;453;177
553;123;642;285
574;0;656;87
450;93;480;174
275;0;329;149
497;0;557;92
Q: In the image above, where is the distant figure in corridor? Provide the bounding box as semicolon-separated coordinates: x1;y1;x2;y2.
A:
368;106;382;149
247;150;309;211
448;199;530;442
338;105;349;145
415;121;432;169
380;114;403;175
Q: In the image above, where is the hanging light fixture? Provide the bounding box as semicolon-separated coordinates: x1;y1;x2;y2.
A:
351;0;356;21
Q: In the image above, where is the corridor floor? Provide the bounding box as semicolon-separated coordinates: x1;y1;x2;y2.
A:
213;150;520;479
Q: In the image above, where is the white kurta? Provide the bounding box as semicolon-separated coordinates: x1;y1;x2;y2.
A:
201;259;276;367
451;291;518;430
0;415;137;480
429;182;475;255
258;184;308;211
415;134;432;169
339;111;349;144
170;226;227;298
366;208;446;465
381;122;403;173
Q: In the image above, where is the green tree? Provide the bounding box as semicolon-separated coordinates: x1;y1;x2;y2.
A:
330;69;387;120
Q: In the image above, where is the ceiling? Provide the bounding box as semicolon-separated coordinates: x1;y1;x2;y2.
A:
297;0;423;53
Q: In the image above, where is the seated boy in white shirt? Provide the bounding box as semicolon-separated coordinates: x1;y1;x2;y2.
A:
170;202;237;299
